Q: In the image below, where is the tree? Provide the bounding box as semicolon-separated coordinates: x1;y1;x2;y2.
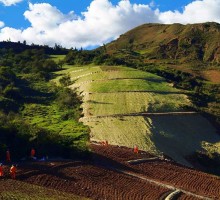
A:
58;59;65;69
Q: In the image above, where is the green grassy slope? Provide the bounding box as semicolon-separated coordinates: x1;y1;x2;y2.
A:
94;23;220;132
58;65;220;166
105;22;220;64
83;92;190;116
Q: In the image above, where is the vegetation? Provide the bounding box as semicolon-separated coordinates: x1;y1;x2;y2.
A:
96;23;220;126
62;23;220;127
0;42;89;160
84;92;191;116
0;21;220;174
0;41;68;55
104;23;220;63
66;65;219;167
94;22;220;172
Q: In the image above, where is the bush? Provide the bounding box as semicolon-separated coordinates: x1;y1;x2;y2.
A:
42;59;60;72
59;74;72;86
56;88;80;109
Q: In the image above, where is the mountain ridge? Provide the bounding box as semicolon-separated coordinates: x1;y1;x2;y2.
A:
105;22;220;64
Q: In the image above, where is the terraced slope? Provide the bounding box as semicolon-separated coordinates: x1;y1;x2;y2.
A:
61;65;220;166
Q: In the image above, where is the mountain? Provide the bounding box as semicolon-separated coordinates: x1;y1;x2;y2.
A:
100;22;220;138
105;22;220;65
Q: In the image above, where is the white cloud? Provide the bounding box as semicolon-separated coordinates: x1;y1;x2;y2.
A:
0;0;23;6
0;27;22;41
0;21;4;28
159;0;220;24
0;1;160;48
24;3;76;31
0;0;220;49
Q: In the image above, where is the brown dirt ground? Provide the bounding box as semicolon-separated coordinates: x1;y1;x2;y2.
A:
201;70;220;83
178;193;202;200
0;143;220;200
0;179;84;200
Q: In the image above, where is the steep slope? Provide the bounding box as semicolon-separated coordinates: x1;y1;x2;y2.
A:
57;65;220;167
101;22;220;130
105;22;220;64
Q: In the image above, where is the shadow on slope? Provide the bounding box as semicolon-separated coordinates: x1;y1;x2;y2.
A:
147;115;220;166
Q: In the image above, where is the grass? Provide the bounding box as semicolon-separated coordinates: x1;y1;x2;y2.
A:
69;66;102;79
52;66;101;85
50;55;66;63
75;69;165;83
83;116;157;154
73;78;179;94
0;179;88;200
68;66;180;93
56;64;220;166
148;115;220;166
83;92;191;116
83;114;220;166
22;102;88;149
19;71;89;152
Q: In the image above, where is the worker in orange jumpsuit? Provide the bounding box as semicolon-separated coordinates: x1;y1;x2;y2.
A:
0;163;3;177
103;140;108;146
134;145;139;153
101;140;108;146
31;148;36;158
6;150;11;162
10;164;17;179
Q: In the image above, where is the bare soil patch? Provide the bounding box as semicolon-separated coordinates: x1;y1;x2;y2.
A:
16;161;169;200
201;70;220;83
1;144;219;200
90;144;220;199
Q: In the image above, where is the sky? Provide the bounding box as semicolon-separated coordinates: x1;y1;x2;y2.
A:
0;0;220;49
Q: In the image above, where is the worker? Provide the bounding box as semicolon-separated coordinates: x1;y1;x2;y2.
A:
134;145;139;153
6;150;11;162
10;164;17;179
30;148;36;158
0;163;3;177
101;140;108;146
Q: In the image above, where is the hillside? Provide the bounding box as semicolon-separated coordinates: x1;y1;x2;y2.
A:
93;22;220;131
54;65;220;168
0;42;220;199
105;22;220;64
0;47;89;161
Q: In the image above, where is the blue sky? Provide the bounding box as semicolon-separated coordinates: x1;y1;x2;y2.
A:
0;0;193;28
0;0;219;48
